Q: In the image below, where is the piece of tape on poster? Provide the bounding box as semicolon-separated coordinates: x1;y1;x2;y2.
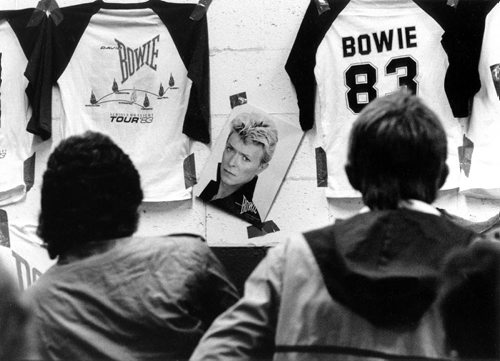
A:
458;135;473;177
184;153;197;189
190;0;213;21
247;220;280;239
315;147;328;187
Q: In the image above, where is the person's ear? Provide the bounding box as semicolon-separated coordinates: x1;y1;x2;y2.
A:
258;162;269;174
345;162;360;191
437;164;449;189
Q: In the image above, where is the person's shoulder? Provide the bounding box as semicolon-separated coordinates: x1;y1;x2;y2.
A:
164;233;207;247
161;233;206;243
303;222;337;240
471;225;500;247
268;231;312;259
137;233;209;257
124;235;212;273
132;233;205;246
24;265;58;301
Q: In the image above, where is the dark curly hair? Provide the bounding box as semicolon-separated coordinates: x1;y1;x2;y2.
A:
346;91;448;210
38;131;143;259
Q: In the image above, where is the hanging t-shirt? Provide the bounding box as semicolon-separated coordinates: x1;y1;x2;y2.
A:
286;0;476;198
0;9;46;206
37;1;210;202
460;0;500;197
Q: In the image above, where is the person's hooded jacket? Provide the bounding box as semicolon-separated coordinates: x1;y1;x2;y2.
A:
190;205;477;361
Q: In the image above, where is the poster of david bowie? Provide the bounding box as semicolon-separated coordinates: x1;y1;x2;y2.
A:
194;104;303;227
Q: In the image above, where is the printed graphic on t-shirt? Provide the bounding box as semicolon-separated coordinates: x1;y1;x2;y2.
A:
87;75;178;110
116;35;160;84
85;35;181;128
342;27;419;114
87;34;179;122
491;63;500;99
86;75;178;126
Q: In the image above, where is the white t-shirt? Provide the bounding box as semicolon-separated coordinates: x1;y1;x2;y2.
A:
460;1;500;197
0;9;45;206
42;2;210;201
286;0;473;198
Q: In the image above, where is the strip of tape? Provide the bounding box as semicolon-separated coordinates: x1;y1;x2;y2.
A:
458;135;473;177
184;153;197;189
247;220;280;239
314;0;331;15
0;209;10;248
190;0;213;21
27;8;46;27
315;147;328;187
229;92;248;109
32;0;63;25
24;153;36;193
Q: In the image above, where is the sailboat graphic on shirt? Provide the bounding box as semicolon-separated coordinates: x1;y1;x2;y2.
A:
85;75;179;110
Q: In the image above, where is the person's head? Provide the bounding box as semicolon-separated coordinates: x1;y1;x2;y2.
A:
439;241;500;359
345;91;448;210
38;131;143;259
220;112;278;188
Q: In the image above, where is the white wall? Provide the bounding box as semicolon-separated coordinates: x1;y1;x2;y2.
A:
2;0;500;250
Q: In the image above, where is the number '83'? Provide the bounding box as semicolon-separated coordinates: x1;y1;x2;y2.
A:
344;56;418;113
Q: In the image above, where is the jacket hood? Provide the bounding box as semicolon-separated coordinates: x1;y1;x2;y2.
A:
304;209;475;329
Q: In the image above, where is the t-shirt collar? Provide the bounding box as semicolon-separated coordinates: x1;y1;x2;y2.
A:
359;199;440;216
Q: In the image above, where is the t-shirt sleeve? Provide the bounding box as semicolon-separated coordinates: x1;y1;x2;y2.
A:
7;8;51;140
23;4;99;140
183;15;210;144
442;0;491;117
285;0;349;131
153;2;210;144
416;0;498;118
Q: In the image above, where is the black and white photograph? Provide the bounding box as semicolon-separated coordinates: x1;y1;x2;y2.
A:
1;0;500;360
195;103;303;226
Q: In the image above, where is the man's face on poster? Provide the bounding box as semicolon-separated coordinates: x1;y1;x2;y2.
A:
221;132;269;188
492;64;500;81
